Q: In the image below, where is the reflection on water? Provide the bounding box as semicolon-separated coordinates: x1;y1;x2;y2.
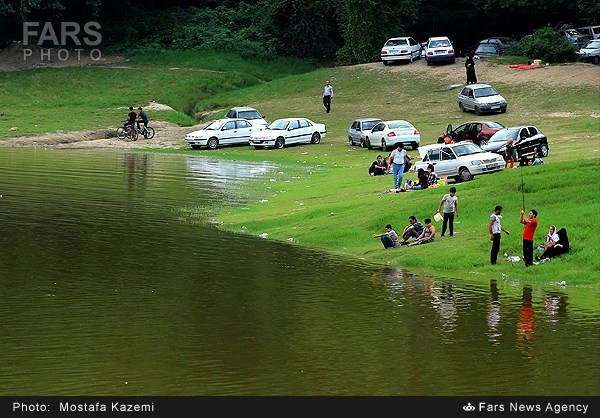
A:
487;280;501;344
0;149;598;396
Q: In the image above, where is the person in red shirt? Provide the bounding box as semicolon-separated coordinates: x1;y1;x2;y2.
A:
520;209;538;267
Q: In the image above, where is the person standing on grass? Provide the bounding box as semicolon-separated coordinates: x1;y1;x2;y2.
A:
489;205;510;265
437;186;459;237
520;209;538;267
373;224;399;249
465;51;477;84
322;80;334;113
389;143;413;190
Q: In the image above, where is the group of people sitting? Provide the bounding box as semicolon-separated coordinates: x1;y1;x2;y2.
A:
369;155;441;192
504;140;544;168
372;216;436;248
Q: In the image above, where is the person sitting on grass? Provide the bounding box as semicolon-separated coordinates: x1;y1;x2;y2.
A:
369;155;389;176
427;164;439;186
409;168;429;190
399;216;424;245
407;218;436;246
373;224;400;249
532;152;544;166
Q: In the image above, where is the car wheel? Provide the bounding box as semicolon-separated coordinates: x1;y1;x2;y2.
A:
594;56;599;65
311;132;321;144
274;137;285;149
475;106;483;116
207;137;219;150
366;137;373;150
477;138;489;147
411;142;418;150
427;59;432;66
500;108;507;113
458;167;473;182
360;138;365;148
381;139;387;151
540;143;549;157
459;103;465;113
382;60;389;66
349;136;353;146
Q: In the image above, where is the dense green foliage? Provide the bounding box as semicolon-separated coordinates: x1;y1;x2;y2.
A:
507;27;578;63
1;0;599;63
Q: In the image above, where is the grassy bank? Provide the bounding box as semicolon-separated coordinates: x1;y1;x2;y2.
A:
0;50;315;140
3;52;599;285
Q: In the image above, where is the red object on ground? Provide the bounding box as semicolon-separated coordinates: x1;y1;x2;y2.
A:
508;63;542;70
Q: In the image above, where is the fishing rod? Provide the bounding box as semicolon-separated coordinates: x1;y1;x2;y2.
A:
520;165;525;211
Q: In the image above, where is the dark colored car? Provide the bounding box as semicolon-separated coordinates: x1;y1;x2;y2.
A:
482;125;549;161
479;37;517;52
438;121;506;146
474;43;500;58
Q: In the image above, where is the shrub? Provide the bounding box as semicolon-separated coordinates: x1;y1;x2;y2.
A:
507;27;578;63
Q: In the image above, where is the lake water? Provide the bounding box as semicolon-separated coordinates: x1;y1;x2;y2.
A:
0;148;598;396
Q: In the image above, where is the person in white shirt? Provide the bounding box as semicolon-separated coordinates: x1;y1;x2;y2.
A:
489;205;510;264
323;80;334;113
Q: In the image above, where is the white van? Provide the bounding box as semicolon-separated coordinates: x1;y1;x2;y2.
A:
578;25;600;40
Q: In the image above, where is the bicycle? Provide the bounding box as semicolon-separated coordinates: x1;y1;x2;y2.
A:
116;123;155;140
116;123;139;141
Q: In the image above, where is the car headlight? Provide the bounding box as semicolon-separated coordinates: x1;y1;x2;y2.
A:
471;160;483;165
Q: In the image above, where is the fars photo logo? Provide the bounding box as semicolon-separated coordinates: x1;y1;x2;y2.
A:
22;21;102;61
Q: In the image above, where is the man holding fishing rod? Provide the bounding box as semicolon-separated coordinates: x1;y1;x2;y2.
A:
520;209;539;267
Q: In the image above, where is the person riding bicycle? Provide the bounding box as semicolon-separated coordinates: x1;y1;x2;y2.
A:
124;106;137;134
137;107;149;131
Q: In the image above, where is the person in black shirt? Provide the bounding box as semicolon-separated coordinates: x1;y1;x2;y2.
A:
125;106;137;134
369;155;389;176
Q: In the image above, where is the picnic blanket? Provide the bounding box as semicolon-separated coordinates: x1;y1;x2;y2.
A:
508;63;542;70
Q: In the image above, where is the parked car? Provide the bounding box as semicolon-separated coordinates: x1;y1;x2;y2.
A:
438;121;506;146
185;118;263;150
482;126;549;161
559;29;592;48
424;36;455;65
380;37;421;65
348;118;383;147
224;106;268;127
479;37;517;52
415;142;505;182
364;120;420;151
457;84;507;115
577;25;600;40
474;43;500;58
578;39;600;64
249;118;326;149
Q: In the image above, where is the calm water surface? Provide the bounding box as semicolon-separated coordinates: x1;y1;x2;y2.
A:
0;148;598;396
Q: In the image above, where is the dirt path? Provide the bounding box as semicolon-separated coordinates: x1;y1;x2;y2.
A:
359;57;600;88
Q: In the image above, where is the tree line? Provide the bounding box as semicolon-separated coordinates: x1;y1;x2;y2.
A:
1;0;598;63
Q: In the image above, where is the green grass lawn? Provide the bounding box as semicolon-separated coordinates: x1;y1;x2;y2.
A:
2;52;599;285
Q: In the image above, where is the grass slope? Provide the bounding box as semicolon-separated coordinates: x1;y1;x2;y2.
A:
3;52;599;285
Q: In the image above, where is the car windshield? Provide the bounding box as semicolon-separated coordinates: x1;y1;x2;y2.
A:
385;39;408;46
238;110;262;120
452;143;484;156
268;120;290;130
388;121;412;129
584;40;600;49
565;30;580;36
476;45;497;53
205;120;225;130
362;120;381;130
474;87;499;98
489;128;519;142
429;39;450;48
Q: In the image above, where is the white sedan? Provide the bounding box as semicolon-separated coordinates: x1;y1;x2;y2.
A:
185;118;263;150
365;120;420;151
381;37;422;65
249;118;326;149
414;142;504;182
